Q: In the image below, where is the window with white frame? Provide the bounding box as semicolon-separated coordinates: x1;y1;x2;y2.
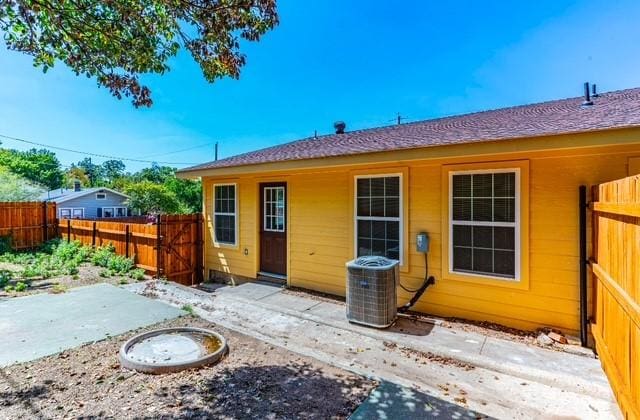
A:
355;175;401;261
59;208;84;219
450;169;519;279
214;184;237;244
101;206;126;218
263;186;285;232
96;192;106;200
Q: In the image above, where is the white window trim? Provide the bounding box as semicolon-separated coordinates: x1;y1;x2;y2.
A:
263;186;286;233
59;207;84;219
213;183;238;246
95;192;107;200
353;173;403;265
448;168;521;282
100;206;127;218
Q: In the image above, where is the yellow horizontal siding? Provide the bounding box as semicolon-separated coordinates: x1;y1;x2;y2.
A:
202;142;640;335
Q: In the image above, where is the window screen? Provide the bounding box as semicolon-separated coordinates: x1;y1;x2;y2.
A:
356;176;401;261
102;207;114;218
60;209;71;218
214;184;237;244
451;171;517;278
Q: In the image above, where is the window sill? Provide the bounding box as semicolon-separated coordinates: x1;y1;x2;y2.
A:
444;270;529;290
213;241;239;250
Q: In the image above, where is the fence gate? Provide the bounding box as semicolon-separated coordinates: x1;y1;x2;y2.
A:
590;175;640;419
157;214;204;286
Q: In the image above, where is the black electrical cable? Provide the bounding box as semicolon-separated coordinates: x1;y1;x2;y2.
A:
398;252;435;313
398;253;429;293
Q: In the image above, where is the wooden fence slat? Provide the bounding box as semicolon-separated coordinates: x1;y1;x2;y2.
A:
0;202;57;249
590;174;640;419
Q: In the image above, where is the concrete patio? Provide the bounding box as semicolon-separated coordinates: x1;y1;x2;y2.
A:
126;280;620;419
0;283;184;367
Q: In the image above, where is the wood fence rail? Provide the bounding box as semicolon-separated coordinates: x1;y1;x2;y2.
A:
590;175;640;419
60;214;203;286
0;202;57;249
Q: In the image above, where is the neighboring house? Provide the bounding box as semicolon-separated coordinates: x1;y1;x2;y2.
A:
41;181;131;219
178;86;640;336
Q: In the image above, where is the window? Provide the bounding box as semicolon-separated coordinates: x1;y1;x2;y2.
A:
100;207;126;218
96;192;106;200
263;186;285;232
102;207;114;218
450;169;519;279
355;175;401;261
60;208;84;219
214;184;237;245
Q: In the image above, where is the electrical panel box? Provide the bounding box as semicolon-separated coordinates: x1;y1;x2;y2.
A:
416;232;429;253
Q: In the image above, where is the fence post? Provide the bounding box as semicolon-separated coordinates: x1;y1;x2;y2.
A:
92;222;97;247
195;213;204;284
42;201;48;242
155;214;162;279
67;219;71;242
125;224;130;258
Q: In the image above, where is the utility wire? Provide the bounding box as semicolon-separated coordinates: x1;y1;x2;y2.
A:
136;141;215;159
0;133;199;165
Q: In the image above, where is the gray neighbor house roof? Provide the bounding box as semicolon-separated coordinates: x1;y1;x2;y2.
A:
179;87;640;174
40;187;129;203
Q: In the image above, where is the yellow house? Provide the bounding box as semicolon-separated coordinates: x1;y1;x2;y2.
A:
179;86;640;337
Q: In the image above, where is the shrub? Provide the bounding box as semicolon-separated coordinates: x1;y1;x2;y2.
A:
128;268;146;281
4;285;14;293
14;281;27;292
98;269;111;278
0;270;11;288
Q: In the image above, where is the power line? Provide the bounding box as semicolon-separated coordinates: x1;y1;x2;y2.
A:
136;141;215;159
0;133;200;165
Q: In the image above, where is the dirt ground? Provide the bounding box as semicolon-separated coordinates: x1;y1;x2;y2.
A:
0;263;150;298
0;315;375;419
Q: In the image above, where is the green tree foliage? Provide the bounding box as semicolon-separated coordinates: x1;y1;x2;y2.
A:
76;157;103;186
124;180;183;214
131;163;202;213
0;0;278;107
101;159;126;184
0;166;45;201
64;165;90;187
0;148;63;189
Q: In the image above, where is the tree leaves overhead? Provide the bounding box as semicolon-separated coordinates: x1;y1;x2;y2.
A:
0;0;278;106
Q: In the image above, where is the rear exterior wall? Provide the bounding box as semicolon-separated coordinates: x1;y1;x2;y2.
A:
202;144;640;335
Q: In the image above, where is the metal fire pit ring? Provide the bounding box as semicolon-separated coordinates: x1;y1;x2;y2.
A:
119;327;227;374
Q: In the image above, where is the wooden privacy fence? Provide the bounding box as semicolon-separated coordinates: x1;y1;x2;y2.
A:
0;202;57;249
590;175;640;419
61;214;204;286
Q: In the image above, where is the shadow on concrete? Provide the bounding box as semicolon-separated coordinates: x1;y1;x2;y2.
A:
386;316;435;336
351;381;492;419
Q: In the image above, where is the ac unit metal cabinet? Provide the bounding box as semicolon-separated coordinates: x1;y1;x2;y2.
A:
346;256;399;328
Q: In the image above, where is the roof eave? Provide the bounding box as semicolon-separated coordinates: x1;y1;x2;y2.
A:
177;127;640;178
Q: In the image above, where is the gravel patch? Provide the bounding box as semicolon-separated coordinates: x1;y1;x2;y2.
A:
0;315;375;419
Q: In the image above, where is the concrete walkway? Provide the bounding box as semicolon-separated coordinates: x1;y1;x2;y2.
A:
125;280;619;419
0;283;184;367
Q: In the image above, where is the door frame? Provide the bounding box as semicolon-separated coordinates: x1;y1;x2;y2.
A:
258;181;288;278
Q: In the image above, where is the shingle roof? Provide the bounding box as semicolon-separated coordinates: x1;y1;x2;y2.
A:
40;187;128;203
180;87;640;173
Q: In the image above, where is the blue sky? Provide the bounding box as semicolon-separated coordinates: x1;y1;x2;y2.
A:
1;0;640;172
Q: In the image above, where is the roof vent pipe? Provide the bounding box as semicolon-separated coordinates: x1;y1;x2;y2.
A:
334;121;346;134
73;180;81;192
582;82;593;106
592;83;599;98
